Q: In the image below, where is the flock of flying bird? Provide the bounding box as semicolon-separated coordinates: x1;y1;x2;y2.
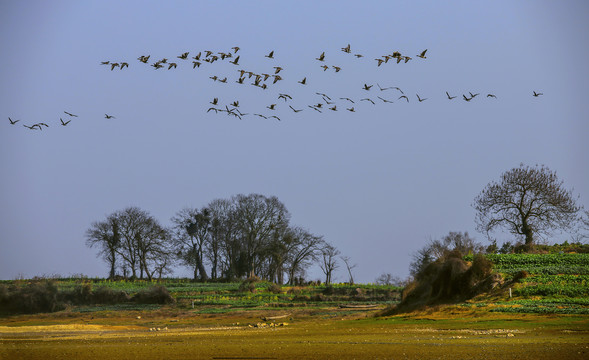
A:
8;112;116;131
8;44;545;128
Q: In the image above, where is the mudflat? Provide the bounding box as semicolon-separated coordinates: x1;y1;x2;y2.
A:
1;308;588;359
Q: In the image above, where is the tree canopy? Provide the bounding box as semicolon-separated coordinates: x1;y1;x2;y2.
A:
473;164;581;250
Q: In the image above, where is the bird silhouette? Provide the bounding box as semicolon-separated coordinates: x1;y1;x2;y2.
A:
298;77;307;85
346;107;355;112
446;91;457;100
192;61;201;68
232;46;240;53
487;94;497;98
329;105;337;111
416;94;427;102
231;101;239;107
210;98;219;105
332;66;341;72
273;66;282;74
270;115;281;121
267;104;276;110
361;98;375;104
60;118;71;126
8;117;19;125
316;92;331;100
105;114;115;119
289;105;303;113
230;56;240;65
177;52;189;59
354;54;363;58
363;84;373;91
320;65;329;71
469;92;480;98
110;63;119;70
375;58;385;66
399;95;409;102
23;124;40;130
340;97;355;103
120;62;129;69
278;93;292;101
341;44;351;53
463;94;472;102
316;52;325;61
265;51;274;59
533;91;543;97
417;49;427;59
64;111;78;117
167;63;177;70
377;96;394;103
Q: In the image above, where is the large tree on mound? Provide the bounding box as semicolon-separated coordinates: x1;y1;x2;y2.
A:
473;164;581;250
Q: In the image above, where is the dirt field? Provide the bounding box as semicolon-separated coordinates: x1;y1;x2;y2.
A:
1;307;588;359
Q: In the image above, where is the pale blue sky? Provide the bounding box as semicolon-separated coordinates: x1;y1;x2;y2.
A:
1;1;588;282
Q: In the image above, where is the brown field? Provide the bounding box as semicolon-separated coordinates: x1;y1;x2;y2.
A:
1;306;588;360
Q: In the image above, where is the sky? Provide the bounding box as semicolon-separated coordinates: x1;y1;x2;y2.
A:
1;1;588;283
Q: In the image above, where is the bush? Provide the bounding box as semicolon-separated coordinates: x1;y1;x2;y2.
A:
132;286;175;305
0;280;65;314
92;286;130;304
266;283;282;294
239;276;260;293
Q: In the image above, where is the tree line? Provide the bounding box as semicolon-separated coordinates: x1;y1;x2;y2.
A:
86;193;341;284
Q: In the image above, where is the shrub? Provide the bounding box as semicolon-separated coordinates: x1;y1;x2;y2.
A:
92;286;130;304
132;286;175;305
266;283;282;294
239;276;260;293
1;280;65;314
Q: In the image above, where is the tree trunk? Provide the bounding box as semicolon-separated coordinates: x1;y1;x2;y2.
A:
522;218;534;252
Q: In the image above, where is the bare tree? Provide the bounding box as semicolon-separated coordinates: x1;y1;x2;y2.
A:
88;207;173;280
232;194;290;278
375;273;405;287
284;227;323;285
85;214;120;279
340;256;357;285
171;207;211;281
473;164;581;251
319;242;339;285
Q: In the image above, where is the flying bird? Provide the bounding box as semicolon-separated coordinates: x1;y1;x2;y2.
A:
361;98;375;104
265;50;274;59
230;56;240;65
346;107;355;112
192;61;201;68
167;63;177;70
533;91;543;97
23;124;40;130
60;118;71;126
377;84;393;91
398;95;409;102
120;62;129;69
341;44;351;53
417;49;428;59
267;104;276;110
289;105;303;113
416;94;427;102
105;114;115;119
487;94;497;98
463;94;472;102
110;63;119;70
298;77;307;85
446;91;457;100
273;66;282;74
377;96;394;103
320;65;329;71
316;51;325;61
210;98;218;105
363;84;373;91
316;93;331;100
8;117;19;125
64;111;78;117
469;92;480;98
177;52;189;59
232;46;240;53
270;115;281;121
278;93;292;101
332;66;341;72
340;97;354;103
